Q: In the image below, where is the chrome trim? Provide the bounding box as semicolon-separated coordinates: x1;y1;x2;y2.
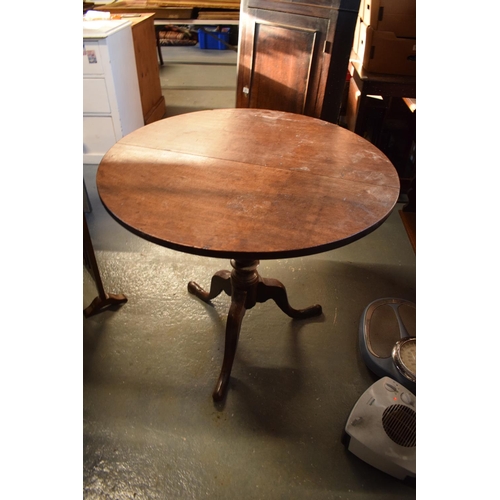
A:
392;338;416;382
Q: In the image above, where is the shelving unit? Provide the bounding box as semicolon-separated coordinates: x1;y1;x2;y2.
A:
154;18;238;25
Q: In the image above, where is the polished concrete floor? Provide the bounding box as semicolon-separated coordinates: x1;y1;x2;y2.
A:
83;45;416;499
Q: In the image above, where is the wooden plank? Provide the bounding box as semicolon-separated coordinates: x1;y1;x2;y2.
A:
150;1;240;7
96;1;240;10
197;11;240;19
128;14;166;123
94;3;195;18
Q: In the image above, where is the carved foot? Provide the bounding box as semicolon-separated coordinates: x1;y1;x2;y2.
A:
257;277;322;319
83;293;128;318
188;270;232;302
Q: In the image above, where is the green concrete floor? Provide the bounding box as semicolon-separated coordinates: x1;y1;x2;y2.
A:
83;45;416;499
84;172;416;500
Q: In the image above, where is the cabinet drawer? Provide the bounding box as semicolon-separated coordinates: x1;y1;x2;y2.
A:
83;116;117;156
83;78;111;114
83;40;104;75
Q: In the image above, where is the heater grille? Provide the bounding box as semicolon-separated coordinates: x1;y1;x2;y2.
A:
382;404;416;447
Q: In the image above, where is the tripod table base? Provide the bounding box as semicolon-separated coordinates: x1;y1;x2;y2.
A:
188;259;322;401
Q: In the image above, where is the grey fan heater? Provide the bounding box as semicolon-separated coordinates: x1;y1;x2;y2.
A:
342;377;416;481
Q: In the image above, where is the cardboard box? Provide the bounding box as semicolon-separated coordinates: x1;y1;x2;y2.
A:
357;23;416;75
358;0;366;18
361;0;416;38
353;15;361;55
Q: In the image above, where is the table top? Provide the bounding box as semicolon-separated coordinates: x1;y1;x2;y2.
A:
96;109;400;260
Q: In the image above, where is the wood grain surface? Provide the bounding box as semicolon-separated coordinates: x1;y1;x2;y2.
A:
96;109;399;259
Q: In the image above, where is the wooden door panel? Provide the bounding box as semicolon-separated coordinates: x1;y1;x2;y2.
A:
248;0;348;18
237;9;330;116
249;23;316;113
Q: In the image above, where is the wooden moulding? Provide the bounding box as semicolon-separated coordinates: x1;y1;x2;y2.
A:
150;1;240;8
94;3;195;19
94;1;241;18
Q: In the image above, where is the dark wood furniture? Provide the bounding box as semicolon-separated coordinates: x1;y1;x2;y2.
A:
96;108;399;401
345;60;416;245
346;57;416;146
236;0;361;123
84;214;128;317
399;209;415;252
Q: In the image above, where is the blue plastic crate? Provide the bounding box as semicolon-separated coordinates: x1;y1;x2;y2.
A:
198;27;230;50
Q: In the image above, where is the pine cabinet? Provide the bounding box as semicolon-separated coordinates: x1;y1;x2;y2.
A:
128;14;166;125
236;0;360;123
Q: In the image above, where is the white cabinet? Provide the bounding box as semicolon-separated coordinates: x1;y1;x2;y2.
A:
83;20;144;164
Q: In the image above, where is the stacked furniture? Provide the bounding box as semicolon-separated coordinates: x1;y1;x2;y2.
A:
353;0;416;76
346;0;416;233
94;2;241;64
346;0;416;137
94;1;241;20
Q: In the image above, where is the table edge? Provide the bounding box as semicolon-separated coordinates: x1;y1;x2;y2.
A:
99;193;397;260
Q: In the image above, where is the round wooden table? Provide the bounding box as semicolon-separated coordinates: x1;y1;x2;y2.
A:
96;109;400;401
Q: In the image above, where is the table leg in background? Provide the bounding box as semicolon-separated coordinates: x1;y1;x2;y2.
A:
83;213;128;317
